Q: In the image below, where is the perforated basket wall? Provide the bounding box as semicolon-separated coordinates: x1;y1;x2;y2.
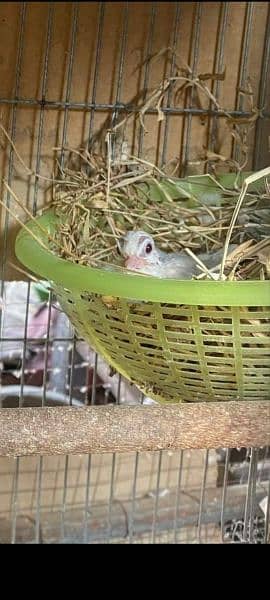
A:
16;213;270;404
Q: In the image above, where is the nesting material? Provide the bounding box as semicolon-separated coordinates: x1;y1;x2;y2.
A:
51;148;270;281
47;58;270;281
1;57;269;282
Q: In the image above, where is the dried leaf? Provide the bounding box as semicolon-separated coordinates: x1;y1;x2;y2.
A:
198;70;226;81
156;94;165;122
205;150;229;162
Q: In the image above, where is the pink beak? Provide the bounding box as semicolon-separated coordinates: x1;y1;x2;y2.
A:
125;256;147;271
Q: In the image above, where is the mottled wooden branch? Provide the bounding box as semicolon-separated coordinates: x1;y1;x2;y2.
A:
0;402;269;457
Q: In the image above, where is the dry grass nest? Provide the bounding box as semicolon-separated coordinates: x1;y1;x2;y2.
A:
50;144;270;281
1;52;270;282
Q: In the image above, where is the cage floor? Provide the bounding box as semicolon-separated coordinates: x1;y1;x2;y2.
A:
0;447;268;544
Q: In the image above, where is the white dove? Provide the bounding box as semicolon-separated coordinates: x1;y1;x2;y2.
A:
121;230;235;279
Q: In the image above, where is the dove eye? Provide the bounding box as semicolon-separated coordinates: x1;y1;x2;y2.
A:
145;242;152;255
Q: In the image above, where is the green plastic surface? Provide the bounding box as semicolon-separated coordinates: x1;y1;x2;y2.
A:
15;211;270;403
15;211;270;307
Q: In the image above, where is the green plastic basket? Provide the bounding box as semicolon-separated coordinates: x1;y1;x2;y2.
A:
15;211;270;404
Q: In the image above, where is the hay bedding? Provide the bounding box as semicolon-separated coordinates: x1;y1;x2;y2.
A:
50;149;270;282
1;56;270;282
48;60;270;282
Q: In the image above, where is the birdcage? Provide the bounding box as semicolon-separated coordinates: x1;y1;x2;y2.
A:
0;1;270;544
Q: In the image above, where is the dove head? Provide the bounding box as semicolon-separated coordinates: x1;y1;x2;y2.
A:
121;230;162;275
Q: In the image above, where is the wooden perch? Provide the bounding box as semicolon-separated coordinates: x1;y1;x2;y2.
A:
0;401;269;457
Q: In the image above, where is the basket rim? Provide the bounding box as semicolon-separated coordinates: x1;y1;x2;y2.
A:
15;210;270;306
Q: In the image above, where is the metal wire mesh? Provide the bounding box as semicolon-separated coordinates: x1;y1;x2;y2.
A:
0;446;269;543
0;2;269;544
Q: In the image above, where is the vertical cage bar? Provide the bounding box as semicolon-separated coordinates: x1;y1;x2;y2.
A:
87;2;105;142
181;2;202;174
197;449;209;543
35;456;43;544
83;353;98;543
18;284;31;408
220;447;230;542
233;1;254;164
107;374;122;542
247;448;258;544
90;353;98;406
173;450;184;543
111;1;129;161
236;2;254;110
242;447;257;543
35;285;53;542
107;452;117;543
128;452;140;543
137;3;156;157
128;392;144;543
151;450;163;544
253;4;270;169
113;3;129;111
264;476;270;544
41;290;53;407
83;456;92;543
32;2;54;215
67;337;76;405
114;4;129;107
60;455;69;543
257;447;268;485
211;2;229;100
59;2;79;168
208;2;229;155
10;457;20;544
160;2;181;168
